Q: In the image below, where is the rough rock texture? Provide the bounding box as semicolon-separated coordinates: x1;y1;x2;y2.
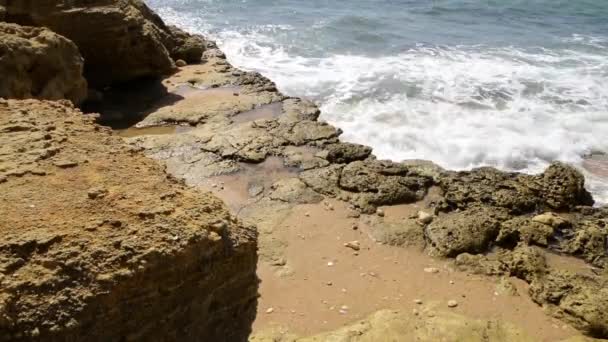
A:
251;309;538;342
0;23;87;104
438;163;594;214
426;206;509;257
112;36;607;339
0;99;258;341
1;0;206;87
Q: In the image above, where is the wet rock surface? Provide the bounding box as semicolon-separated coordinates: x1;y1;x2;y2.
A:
0;23;87;105
0;99;258;341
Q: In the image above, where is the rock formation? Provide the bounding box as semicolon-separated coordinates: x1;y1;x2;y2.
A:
0;23;87;105
1;0;206;87
0;99;258;341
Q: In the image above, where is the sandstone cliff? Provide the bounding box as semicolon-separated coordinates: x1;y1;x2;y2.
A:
1;0;205;87
0;99;258;341
0;23;87;105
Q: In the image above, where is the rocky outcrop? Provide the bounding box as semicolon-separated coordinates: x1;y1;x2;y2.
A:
0;23;87;105
1;0;206;87
0;99;258;341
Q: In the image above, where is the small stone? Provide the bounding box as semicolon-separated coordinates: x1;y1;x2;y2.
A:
427;311;436;318
305;212;310;217
449;280;455;285
327;261;334;267
376;208;385;217
414;299;423;305
53;159;78;168
87;187;108;199
351;223;358;230
447;300;458;308
265;307;274;314
344;240;360;251
347;210;361;218
208;231;222;242
326;281;333;286
340;305;349;310
417;211;433;224
412;309;419;316
271;258;287;266
423;267;440;274
175;59;187;67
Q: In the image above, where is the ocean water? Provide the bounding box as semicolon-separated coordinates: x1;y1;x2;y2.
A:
145;0;608;203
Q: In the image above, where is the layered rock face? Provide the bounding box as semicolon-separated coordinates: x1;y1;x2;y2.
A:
1;0;205;87
0;99;258;341
0;23;87;105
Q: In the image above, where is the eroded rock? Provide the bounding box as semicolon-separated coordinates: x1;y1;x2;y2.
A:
0;23;87;105
0;99;258;341
2;0;205;87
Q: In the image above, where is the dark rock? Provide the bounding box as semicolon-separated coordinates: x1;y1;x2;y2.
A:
426;206;509;257
325;142;372;164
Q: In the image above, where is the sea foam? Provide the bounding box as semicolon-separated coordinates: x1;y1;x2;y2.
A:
153;5;608;203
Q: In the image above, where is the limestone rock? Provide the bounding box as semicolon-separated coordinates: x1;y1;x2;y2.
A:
497;217;555;247
0;99;258;341
2;0;204;87
529;271;608;338
439;162;593;214
0;23;87;104
426;207;508;257
325;142;372;164
163;25;206;64
534;162;594;210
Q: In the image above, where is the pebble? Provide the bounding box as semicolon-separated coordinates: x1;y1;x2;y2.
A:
376;208;385;217
449;280;455;285
423;267;440;274
351;223;359;230
414;299;423;305
265;308;274;314
447;300;458;308
305;212;310;217
175;59;187;67
412;309;419;316
344;240;361;251
417;211;434;224
326;281;333;286
327;261;335;267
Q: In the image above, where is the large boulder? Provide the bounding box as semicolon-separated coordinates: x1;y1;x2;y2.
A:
1;0;205;87
0;23;87;104
0;99;258;341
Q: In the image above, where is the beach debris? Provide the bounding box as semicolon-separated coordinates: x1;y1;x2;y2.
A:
344;240;360;251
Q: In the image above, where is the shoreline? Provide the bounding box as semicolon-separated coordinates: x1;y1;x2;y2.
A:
1;1;607;341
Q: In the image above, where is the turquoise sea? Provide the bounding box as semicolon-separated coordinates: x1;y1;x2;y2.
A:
146;0;608;201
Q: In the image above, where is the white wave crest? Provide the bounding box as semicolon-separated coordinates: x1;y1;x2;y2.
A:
152;9;608;203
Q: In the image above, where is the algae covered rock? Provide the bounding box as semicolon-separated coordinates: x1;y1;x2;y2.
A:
0;23;87;104
426;207;508;257
299;309;535;342
529;271;608;338
439;162;593;214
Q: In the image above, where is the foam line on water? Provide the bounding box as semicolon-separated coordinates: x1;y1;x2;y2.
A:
152;6;608;204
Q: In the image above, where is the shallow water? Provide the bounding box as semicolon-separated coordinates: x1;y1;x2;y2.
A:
146;0;608;202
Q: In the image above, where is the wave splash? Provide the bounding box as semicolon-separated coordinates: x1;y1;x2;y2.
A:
154;6;608;203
